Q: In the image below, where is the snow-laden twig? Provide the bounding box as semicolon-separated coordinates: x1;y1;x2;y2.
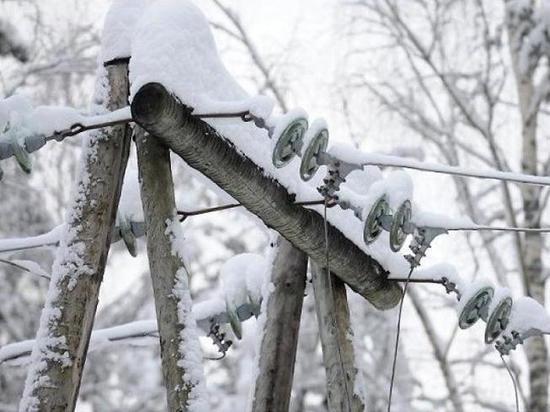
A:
0;225;64;254
0;258;50;280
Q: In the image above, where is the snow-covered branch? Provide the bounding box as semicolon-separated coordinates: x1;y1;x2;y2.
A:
0;298;261;365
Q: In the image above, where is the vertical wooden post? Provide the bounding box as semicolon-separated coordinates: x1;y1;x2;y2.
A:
251;237;308;412
311;263;366;412
135;128;204;410
20;61;132;411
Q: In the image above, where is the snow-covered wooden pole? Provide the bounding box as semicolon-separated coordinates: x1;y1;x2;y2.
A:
135;127;206;410
251;237;307;412
130;82;401;310
311;263;366;412
20;60;132;411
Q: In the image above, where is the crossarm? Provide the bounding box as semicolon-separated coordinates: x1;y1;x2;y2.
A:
131;82;402;310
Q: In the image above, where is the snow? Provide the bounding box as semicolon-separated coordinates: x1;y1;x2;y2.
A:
10;260;50;279
220;253;268;311
0;298;250;365
412;210;476;230
101;0;154;63
0;98;81;147
130;0;253;112
118;164;144;222
487;287;512;318
378;170;413;208
301;117;328;149
165;217;208;411
128;0;489;280
19;63;111;412
269;107;308;137
0;94;33;133
347;314;368;406
25;106;83;135
195;94;275;120
193;299;226;325
338;169;412;221
245;237;277;410
389;262;466;293
455;278;494;319
343;166;383;195
0;93;131;156
327;149;550;187
504;296;550;337
0;217;145;255
0;224;64;253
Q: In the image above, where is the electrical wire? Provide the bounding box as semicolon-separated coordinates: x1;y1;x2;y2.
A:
177;199;325;221
500;353;520;412
364;157;550;188
387;265;415;412
448;225;550;233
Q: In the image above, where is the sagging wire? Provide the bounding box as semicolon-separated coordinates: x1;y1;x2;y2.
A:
500;353;520;412
387;265;415;412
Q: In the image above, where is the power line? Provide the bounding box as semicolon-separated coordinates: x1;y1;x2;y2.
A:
500;353;520;412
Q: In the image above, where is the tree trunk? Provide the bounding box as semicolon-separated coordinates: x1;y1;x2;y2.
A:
311;263;366;412
130;82;402;310
20;61;131;411
505;4;548;410
408;288;464;412
251;237;307;412
135;127;205;411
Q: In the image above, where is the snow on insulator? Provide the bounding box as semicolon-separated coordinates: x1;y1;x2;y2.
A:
221;253;268;310
485;287;513;344
118;165;144;223
455;278;494;330
0;94;32;132
412;209;476;230
495;296;550;354
220;253;268;340
101;0;154;63
504;296;550;337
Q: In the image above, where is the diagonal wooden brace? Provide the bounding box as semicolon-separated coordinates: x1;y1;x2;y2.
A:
131;82;402;310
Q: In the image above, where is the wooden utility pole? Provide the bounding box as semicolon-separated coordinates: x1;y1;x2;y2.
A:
251;237;308;412
131;82;402;310
135;127;204;410
311;263;366;412
20;61;131;411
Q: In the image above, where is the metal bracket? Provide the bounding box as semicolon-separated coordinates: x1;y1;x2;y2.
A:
495;330;523;355
441;277;461;299
207;320;233;359
405;226;448;269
